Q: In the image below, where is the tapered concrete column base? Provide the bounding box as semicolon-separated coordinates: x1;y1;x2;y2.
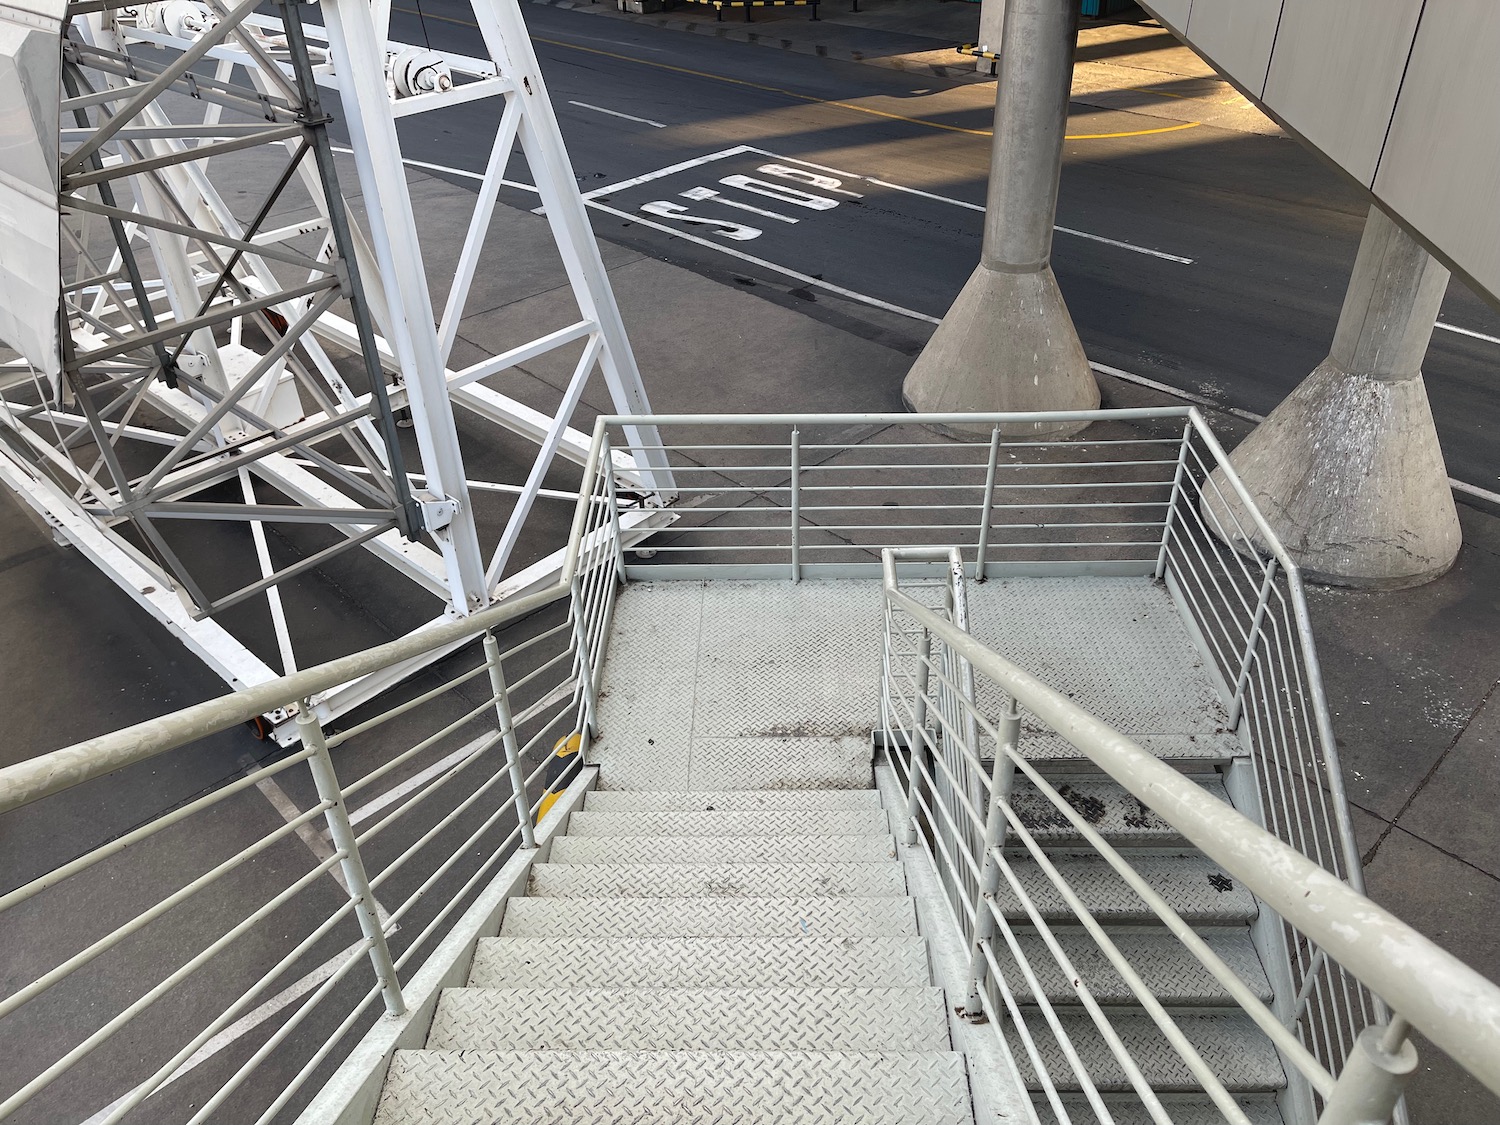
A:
901;262;1100;439
1204;363;1460;589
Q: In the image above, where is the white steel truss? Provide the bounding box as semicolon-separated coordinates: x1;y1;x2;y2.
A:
0;0;675;740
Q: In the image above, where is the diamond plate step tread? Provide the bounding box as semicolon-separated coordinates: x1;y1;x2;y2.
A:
1033;1096;1284;1125
374;1050;971;1125
528;862;907;899
596;580;884;742
1016;732;1243;769
1000;929;1272;1006
583;789;884;812
592;736;872;792
1004;1012;1286;1093
499;896;920;938
996;855;1257;925
468;936;932;988
565;809;891;838
549;834;898;866
426;987;951;1052
1008;778;1230;844
966;578;1230;737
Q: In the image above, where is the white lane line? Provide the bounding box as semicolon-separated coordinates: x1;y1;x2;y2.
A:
862;176;1194;263
568;100;666;128
78;937;368;1125
581;145;754;198
584;196;941;323
242;757;393;925
1435;320;1500;346
1088;361;1262;423
341;151;1497;504
1091;362;1500;505
342;732;493;830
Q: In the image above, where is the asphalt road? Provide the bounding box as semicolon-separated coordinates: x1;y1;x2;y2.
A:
377;0;1500;493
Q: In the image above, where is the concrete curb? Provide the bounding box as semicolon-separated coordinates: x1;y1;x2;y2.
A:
527;0;995;84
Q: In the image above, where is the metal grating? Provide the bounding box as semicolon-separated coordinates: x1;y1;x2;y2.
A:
374;1050;973;1125
549;834;898;865
526;861;907;899
582;789;885;812
467;936;933;988
564;809;891;838
497;896;921;939
426;987;951;1052
993;855;1257;925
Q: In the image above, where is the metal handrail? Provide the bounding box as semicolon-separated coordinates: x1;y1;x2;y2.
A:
883;579;1500;1102
0;580;568;817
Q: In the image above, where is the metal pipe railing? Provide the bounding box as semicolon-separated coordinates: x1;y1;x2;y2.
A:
881;575;1500;1106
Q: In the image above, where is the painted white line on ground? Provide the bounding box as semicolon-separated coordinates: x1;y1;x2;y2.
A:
78;937;371;1125
580;145;754;197
1435;320;1500;346
1091;362;1500;505
243;757;393;925
1088;361;1262;423
361;152;1497;504
568;99;666;128
343;732;493;829
585;197;941;323
862;175;1194;263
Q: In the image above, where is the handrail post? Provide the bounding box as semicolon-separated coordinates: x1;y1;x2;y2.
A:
569;576;601;739
974;426;1001;581
1316;1020;1416;1125
964;703;1021;1019
1154;419;1192;580
789;426;801;582
297;703;406;1018
483;632;537;850
601;435;628;581
905;626;933;847
1226;559;1276;729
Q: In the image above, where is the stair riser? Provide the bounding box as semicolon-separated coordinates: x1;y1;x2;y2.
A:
548;835;897;866
499;897;921;938
527;863;907;899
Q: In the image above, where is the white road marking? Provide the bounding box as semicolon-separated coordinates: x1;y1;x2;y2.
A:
584;196;941;323
568;100;666;128
862;176;1195;263
242;757;392;924
343;150;1496;503
1091;362;1500;504
680;185;799;223
342;732;493;829
78;937;372;1125
580;145;756;197
1434;320;1500;346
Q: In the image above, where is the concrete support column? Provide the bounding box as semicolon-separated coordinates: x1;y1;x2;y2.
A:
902;0;1098;437
975;0;1003;74
1207;205;1461;588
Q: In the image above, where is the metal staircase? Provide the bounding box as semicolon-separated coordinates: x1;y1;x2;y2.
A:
370;578;974;1123
4;409;1500;1125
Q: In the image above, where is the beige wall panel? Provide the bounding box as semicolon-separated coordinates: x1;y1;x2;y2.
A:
1183;0;1283;96
1262;0;1422;186
1374;1;1500;302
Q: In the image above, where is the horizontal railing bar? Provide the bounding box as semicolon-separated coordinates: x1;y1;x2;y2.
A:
324;662;493;749
0;800;334;1023
341;695;499;798
887;583;1500;1098
0;747;315;914
598;408;1195;426
355;732;503;848
0;583;568;815
0;846;346;1118
104;896;365;1125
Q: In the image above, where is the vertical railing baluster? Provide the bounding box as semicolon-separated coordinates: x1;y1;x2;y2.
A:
297;703;406;1018
974;426;1001;581
1227;560;1277;729
789;426;801;582
1316;1018;1416;1125
1155;419;1192;580
905;626;933;847
601;436;628;582
569;575;600;740
964;703;1021;1019
483;632;537;849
